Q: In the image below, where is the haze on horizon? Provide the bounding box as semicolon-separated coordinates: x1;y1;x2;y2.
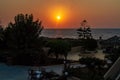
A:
0;0;120;29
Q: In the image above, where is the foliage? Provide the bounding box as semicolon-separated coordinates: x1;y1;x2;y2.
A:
68;67;105;80
82;38;98;51
68;57;106;80
13;49;47;65
0;25;6;62
0;26;4;48
77;20;92;39
77;20;98;51
65;38;82;47
46;39;71;60
79;57;105;69
4;14;43;50
2;14;45;65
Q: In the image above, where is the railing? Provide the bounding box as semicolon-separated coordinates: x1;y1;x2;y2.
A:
104;57;120;80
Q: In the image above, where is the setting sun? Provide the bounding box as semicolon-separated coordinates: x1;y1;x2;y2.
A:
48;6;68;26
57;16;61;20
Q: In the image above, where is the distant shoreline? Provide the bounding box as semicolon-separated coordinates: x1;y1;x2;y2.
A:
41;29;120;39
43;28;120;30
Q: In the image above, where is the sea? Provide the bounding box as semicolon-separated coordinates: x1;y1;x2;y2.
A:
41;28;120;39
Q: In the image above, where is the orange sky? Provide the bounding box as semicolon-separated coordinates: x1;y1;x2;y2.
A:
0;0;120;29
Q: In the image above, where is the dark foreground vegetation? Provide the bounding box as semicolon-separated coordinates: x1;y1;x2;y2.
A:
1;14;119;80
0;14;98;66
0;14;45;65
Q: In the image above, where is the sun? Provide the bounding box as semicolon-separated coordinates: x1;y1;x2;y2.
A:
56;16;61;20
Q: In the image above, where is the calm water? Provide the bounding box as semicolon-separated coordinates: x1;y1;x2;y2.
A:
41;28;120;39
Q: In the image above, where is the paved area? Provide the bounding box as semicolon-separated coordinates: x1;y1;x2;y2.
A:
68;76;80;80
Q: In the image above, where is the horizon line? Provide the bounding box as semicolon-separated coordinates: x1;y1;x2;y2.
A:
44;27;120;29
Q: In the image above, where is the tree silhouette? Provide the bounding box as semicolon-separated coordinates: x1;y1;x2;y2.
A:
0;25;4;41
79;57;106;79
79;57;105;69
4;14;45;65
0;25;4;48
77;20;92;39
77;20;97;51
5;14;43;50
47;39;71;61
83;38;98;51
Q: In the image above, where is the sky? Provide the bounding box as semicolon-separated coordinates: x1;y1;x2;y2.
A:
0;0;120;29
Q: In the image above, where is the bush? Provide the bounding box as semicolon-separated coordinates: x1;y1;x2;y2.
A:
79;57;105;69
82;38;98;51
